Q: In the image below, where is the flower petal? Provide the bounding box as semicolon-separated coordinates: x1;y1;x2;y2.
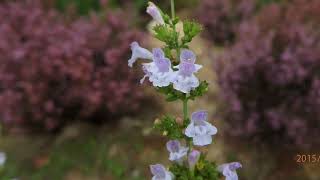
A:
128;42;153;67
193;135;212;146
150;164;166;178
228;162;242;171
155;57;171;73
194;64;203;72
153;48;165;60
180;49;196;63
191;110;208;122
218;162;242;180
188;150;201;168
204;121;218;135
185;123;196;137
166;140;180;153
146;2;164;25
173;74;199;93
178;62;197;77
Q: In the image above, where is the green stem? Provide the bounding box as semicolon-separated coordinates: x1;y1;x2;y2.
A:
171;0;175;19
183;98;192;149
183;98;188;121
170;0;180;62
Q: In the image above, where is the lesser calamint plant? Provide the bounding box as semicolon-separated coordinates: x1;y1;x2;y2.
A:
129;1;242;179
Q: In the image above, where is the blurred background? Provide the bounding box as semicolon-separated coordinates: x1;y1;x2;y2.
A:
0;0;319;179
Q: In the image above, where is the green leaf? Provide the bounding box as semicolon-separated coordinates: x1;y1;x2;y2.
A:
153;25;179;49
195;157;220;180
163;46;173;60
157;84;186;102
169;158;220;180
153;115;184;139
189;81;209;100
172;17;180;25
181;20;203;45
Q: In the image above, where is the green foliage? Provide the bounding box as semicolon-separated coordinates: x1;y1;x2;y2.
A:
153;18;202;57
153;115;184;139
156;81;208;102
0;137;130;179
169;164;190;180
157;85;186;102
104;159;125;178
154;25;180;49
169;155;220;180
188;81;209;100
194;155;220;180
181;21;203;46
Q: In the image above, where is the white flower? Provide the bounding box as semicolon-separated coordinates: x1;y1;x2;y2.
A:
141;48;174;87
128;41;153;67
150;164;174;180
166;140;188;163
0;152;6;166
146;2;165;25
185;110;217;146
218;162;242;180
172;49;202;93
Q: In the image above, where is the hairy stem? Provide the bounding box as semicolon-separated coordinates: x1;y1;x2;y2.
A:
171;0;175;19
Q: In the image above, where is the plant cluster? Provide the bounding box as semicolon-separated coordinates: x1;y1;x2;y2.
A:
129;1;242;179
196;0;256;46
216;1;320;148
0;0;144;131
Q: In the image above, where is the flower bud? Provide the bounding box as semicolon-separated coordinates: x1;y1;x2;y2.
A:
146;2;165;25
163;131;168;136
176;117;183;125
154;118;161;125
188;150;200;169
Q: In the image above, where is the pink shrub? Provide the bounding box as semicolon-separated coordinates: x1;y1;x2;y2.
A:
0;1;145;131
196;0;255;46
216;2;320;148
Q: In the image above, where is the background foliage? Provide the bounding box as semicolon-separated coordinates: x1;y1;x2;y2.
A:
0;0;145;131
216;1;320;148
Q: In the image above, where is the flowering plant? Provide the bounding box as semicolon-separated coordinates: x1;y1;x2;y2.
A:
0;0;144;131
129;1;242;179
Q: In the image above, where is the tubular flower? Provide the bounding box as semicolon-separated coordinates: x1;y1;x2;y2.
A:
166;140;188;163
146;2;165;25
128;41;153;67
141;48;174;87
150;164;174;180
218;162;242;180
188;150;201;169
185;110;217;146
173;49;202;93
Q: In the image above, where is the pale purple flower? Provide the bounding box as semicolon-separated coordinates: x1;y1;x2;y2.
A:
185;110;217;146
218;162;242;180
141;48;174;87
173;50;202;93
0;152;6;166
166;140;188;163
188;150;201;169
128;41;153;67
150;164;174;180
146;2;165;25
